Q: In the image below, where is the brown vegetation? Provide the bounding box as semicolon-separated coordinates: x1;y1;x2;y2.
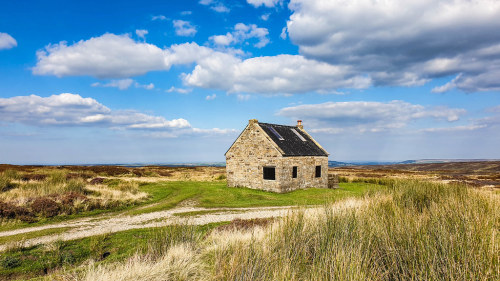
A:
330;161;500;188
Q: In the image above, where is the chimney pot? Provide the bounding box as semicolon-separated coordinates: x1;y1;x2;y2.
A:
297;120;303;129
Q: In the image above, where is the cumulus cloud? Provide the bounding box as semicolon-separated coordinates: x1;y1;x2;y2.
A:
33;33;369;94
199;0;230;13
173;20;197;37
183;54;371;94
247;0;281;8
32;34;216;79
0;93;233;137
135;29;148;40
151;15;167;21
211;4;230;13
92;79;134;90
205;94;216;100
286;0;500;92
33;34;169;78
278;101;467;133
166;86;192;94
210;23;269;48
0;32;17;50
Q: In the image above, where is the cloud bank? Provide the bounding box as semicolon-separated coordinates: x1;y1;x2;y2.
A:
0;93;235;137
286;0;500;92
278;101;467;133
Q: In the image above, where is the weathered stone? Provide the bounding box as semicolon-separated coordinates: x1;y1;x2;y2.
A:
225;120;329;193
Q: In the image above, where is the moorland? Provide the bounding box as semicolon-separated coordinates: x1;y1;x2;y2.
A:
0;162;498;280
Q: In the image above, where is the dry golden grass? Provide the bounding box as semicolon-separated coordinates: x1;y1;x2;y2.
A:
0;169;148;223
54;180;499;281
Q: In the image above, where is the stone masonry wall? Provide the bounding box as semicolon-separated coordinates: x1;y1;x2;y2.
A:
226;121;328;193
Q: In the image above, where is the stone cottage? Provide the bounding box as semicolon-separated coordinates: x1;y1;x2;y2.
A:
225;119;329;193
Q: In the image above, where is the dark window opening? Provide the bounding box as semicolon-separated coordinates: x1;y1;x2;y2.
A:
263;167;276;180
315;165;321;178
292;166;298;178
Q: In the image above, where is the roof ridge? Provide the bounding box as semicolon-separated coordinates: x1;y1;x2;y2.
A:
258;122;297;128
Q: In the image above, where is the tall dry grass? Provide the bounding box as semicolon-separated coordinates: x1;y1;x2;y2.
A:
54;180;499;281
0;170;147;222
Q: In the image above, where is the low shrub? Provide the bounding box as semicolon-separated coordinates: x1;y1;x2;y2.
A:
0;178;18;192
21;174;47;181
1;256;21;269
216;218;275;231
89;177;105;185
31;197;60;217
0;201;34;220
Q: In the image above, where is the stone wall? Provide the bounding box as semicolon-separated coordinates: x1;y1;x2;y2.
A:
226;121;328;193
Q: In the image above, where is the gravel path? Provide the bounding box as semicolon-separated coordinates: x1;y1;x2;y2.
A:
0;199;363;251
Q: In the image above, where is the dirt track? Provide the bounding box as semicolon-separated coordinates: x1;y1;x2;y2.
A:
0;199;363;251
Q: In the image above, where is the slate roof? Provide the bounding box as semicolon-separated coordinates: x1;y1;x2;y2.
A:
259;122;328;157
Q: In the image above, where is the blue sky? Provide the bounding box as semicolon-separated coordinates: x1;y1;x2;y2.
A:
1;0;500;164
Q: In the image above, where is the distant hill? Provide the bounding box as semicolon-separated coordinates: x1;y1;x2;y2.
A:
329;159;500;167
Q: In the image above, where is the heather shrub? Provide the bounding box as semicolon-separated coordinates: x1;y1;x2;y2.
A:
31;197;60;217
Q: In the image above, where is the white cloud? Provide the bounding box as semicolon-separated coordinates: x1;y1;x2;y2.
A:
135;82;154;90
199;0;230;13
211;4;230;13
166;86;192;94
32;33;369;94
92;79;134;90
210;23;269;48
205;94;216;100
183;54;371;94
286;0;500;92
151;15;167;21
247;0;280;8
173;20;197;37
0;93;234;137
0;32;17;50
91;79;154;90
33;33;169;78
209;34;234;46
278;101;467;133
419;125;487;133
32;34;215;79
280;27;287;40
261;13;270;21
135;29;148;40
181;11;192;15
237;94;251;101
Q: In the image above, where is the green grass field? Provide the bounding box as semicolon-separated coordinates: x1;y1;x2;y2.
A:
131;181;380;214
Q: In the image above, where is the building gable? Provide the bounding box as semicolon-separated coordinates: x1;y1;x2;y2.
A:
225;119;282;158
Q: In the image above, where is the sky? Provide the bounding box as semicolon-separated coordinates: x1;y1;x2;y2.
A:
1;0;500;164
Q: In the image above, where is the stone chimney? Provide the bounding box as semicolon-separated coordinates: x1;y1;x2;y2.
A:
249;119;258;125
297;120;303;130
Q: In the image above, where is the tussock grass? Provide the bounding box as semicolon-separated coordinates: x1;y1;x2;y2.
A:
66;179;498;281
73;244;205;281
0;170;148;224
208;181;498;281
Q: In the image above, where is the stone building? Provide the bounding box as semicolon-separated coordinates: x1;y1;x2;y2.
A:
225;119;329;193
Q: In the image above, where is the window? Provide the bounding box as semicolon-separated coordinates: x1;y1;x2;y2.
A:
292;166;298;178
291;128;306;141
263;167;276;180
269;127;284;140
315;165;321;178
